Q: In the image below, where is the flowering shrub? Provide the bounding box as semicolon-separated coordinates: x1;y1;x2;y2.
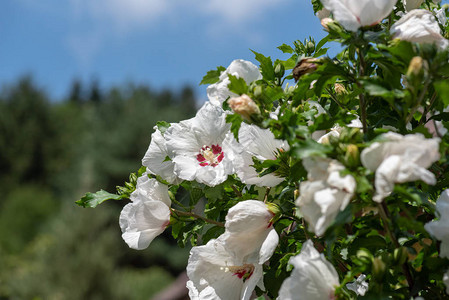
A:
77;0;449;298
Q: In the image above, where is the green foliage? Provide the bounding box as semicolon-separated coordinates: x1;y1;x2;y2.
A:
76;189;124;208
0;78;196;299
200;66;226;85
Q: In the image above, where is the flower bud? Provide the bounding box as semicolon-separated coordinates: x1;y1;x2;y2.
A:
321;18;333;31
275;63;285;78
334;83;347;95
407;56;425;77
228;94;261;122
294;189;300;199
253;85;263;98
372;257;386;282
292;58;319;82
306;41;315;54
344;144;360;167
393;247;408;266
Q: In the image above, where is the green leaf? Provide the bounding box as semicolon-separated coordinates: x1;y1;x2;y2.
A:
190;188;204;206
204;185;225;202
202;226;225;244
75;190;123;208
434;80;449;106
200;66;226;85
226;114;243;141
156;121;171;135
227;74;248;95
311;0;323;13
361;79;405;101
293;139;332;159
251;50;275;81
278;44;294;54
429;112;449;121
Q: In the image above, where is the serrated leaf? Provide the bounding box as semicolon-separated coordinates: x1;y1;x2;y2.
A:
204;185;225;202
227;74;248;95
200;66;226;85
278;44;294;54
75;190;123;208
226;113;243;141
251;50;275;81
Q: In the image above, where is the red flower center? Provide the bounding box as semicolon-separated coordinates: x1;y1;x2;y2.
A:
196;144;224;167
230;264;255;282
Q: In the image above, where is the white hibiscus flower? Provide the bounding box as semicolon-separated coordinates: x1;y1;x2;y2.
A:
361;132;440;202
425;190;449;258
142;126;181;184
207;59;262;106
278;240;340;300
186;200;279;300
296;156;356;236
320;0;397;32
186;238;263;300
226;123;289;187
119;174;171;250
165;102;234;187
391;9;449;49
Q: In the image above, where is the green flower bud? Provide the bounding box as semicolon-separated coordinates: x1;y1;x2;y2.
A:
254;85;263;98
344;144;360;167
306;41;315;54
393;247;408;266
372;257;386;282
275;63;285;78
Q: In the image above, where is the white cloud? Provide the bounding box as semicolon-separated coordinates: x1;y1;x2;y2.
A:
20;0;294;68
202;0;287;23
69;0;169;34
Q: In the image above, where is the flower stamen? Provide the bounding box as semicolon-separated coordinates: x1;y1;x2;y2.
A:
196;144;224;167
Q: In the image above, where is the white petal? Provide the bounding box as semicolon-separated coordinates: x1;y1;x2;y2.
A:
223;200;278;263
239;123;289;160
391;9;449;49
119;200;170;250
425;191;449;258
131;175;171;207
165;102;234;186
207;59;261;106
258;228;279;264
187;239;263;300
403;0;424;11
278;240;339;300
142;127;181;184
321;0;396;32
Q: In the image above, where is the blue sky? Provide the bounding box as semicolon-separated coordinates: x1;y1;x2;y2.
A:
0;0;325;101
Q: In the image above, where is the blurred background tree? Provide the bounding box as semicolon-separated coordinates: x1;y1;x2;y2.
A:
0;77;196;299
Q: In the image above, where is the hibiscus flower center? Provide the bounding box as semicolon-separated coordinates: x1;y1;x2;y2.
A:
196;144;224;167
226;264;255;282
